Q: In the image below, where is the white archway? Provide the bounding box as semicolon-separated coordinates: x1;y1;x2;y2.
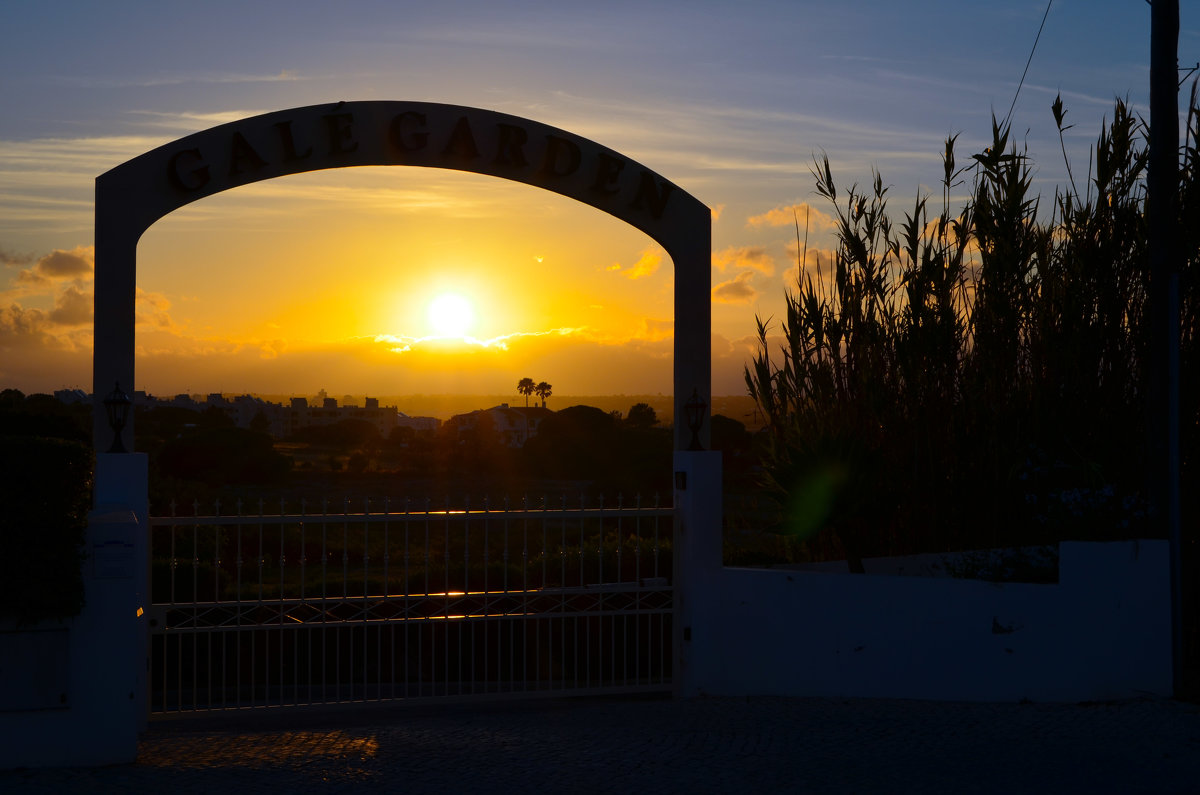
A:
93;101;711;452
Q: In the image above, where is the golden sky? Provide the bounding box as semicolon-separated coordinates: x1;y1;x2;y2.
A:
0;2;1171;398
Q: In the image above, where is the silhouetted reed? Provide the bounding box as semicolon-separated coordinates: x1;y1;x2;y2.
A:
747;92;1199;569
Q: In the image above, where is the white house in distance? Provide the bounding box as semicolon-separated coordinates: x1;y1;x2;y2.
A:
446;404;552;448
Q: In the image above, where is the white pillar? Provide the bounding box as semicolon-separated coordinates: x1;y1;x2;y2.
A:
94;453;149;730
0;454;149;769
672;450;722;697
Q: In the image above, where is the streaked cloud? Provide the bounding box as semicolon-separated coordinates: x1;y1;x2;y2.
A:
128;109;275;130
374;326;583;354
55;70;303;90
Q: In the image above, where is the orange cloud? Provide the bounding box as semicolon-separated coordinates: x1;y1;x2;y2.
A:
49;285;92;326
712;245;775;275
746;202;837;233
135;288;177;330
639;318;673;342
784;243;839;289
713;270;759;304
609;247;663;279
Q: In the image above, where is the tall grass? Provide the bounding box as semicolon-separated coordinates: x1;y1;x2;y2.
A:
746;93;1199;570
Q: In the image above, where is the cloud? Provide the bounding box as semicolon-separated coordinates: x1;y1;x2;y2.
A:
48;285;92;326
0;245;181;366
135;288;177;330
0;248;36;267
639;318;673;342
712;245;775;275
747;202;837;233
14;245;94;287
609;247;663;279
710;204;725;221
784;243;839;291
713;270;760;304
0;303;50;339
0;302;92;353
128;108;277;131
373;326;584;355
62;71;302;90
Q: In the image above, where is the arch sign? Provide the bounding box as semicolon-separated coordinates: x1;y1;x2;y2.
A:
93;102;711;450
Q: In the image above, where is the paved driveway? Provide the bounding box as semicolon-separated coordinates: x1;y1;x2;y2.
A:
3;695;1198;793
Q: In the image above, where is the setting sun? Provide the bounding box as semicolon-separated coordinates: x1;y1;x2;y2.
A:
427;293;476;338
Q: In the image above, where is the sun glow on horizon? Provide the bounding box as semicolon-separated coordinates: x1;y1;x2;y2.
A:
427;292;476;338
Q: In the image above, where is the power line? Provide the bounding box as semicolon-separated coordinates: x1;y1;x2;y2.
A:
1002;0;1054;128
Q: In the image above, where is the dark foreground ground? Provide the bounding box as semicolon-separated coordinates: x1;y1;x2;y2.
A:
3;694;1199;793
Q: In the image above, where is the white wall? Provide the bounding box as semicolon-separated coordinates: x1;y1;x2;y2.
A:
689;540;1172;702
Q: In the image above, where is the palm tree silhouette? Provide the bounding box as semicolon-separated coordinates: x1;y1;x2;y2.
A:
517;377;536;407
535;381;552;408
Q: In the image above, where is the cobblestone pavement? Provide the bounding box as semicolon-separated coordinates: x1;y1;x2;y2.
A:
3;695;1199;793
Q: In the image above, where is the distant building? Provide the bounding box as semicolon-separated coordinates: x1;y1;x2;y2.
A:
288;395;402;438
53;389;88;405
395;412;440;432
55;389;438;439
446;403;551;448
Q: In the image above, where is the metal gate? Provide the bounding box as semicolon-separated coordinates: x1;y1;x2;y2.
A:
147;496;673;713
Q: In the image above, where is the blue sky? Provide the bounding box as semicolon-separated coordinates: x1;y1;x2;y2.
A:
0;1;1192;396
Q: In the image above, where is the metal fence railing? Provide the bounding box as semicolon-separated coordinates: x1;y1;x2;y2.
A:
147;496;673;713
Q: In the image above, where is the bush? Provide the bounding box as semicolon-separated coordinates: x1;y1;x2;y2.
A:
158;427;291;485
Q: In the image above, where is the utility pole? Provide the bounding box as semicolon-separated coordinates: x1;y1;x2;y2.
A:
1148;0;1183;696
